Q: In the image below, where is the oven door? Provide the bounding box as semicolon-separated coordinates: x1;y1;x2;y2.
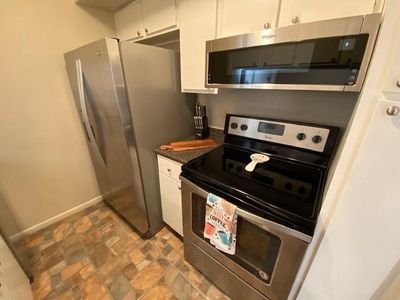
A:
181;177;310;300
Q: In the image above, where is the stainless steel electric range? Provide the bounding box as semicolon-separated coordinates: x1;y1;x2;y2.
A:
180;114;340;300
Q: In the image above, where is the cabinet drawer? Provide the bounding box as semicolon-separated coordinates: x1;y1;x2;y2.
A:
159;173;183;236
157;155;182;182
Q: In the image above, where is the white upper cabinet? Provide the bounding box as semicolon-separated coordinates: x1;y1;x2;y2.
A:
279;0;381;27
141;0;177;35
115;1;144;40
217;0;280;38
179;0;218;93
115;0;177;41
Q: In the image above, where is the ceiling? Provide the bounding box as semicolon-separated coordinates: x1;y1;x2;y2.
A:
75;0;134;12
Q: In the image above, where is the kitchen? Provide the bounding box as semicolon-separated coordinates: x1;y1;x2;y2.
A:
0;0;399;299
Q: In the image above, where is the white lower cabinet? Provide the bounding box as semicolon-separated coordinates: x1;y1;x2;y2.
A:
157;155;183;236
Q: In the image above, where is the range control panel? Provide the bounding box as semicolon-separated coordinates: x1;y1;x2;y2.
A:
227;116;331;153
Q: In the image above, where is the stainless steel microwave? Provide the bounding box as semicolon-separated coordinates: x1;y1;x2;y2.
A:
205;13;381;92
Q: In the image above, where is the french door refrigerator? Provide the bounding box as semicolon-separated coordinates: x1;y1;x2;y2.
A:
64;38;194;237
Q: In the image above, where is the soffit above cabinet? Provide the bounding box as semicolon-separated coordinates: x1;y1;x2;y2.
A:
75;0;135;12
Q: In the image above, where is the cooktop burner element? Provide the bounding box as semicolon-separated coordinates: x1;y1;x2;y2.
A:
182;114;340;236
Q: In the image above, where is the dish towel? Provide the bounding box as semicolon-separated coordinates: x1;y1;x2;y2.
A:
204;193;237;255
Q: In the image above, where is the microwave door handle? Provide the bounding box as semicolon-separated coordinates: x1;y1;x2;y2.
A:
76;59;106;169
180;177;311;243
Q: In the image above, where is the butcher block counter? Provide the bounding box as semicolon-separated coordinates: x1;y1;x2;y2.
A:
154;128;224;164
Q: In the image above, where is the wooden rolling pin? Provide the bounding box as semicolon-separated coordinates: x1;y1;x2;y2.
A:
160;139;217;152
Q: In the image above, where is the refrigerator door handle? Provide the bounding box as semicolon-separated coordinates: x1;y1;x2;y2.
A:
76;59;107;169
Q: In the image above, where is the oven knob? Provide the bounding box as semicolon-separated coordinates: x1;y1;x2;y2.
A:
297;133;306;141
259;270;269;281
298;186;306;195
284;182;293;190
231;122;238;129
240;124;248;131
312;135;322;144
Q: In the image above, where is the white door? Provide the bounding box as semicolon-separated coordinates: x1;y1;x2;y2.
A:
115;1;145;41
217;0;280;38
298;99;400;299
279;0;378;27
179;0;218;93
141;0;177;36
0;236;32;300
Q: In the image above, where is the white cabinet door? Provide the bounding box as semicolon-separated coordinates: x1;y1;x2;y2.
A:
0;236;32;300
298;99;400;299
141;0;177;36
159;173;183;236
279;0;378;27
217;0;280;38
179;0;218;93
384;37;400;94
115;1;145;41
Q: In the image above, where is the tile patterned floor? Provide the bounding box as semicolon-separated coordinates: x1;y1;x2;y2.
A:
16;202;230;300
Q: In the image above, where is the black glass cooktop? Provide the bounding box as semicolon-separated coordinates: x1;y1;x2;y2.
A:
182;145;325;228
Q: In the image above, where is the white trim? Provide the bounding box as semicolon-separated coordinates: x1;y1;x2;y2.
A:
9;195;103;242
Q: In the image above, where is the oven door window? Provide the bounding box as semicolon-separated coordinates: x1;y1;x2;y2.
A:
191;193;281;284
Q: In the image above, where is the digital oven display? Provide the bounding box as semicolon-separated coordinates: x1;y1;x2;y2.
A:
257;122;285;136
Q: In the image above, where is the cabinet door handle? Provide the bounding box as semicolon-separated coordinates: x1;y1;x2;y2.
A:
396;79;400;88
178;186;181;190
263;22;271;29
137;31;141;36
145;28;149;34
167;168;171;172
291;16;300;24
386;106;399;116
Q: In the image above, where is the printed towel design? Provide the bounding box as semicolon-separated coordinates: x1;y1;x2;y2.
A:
204;193;237;255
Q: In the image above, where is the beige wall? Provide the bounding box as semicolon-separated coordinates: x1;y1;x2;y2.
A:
0;0;116;232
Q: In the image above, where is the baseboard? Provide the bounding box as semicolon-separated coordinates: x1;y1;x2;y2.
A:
9;195;103;242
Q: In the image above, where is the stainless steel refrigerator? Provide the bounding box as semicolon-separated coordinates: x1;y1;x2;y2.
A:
64;38;194;237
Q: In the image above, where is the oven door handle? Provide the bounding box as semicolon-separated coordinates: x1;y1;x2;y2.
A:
180;176;312;243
